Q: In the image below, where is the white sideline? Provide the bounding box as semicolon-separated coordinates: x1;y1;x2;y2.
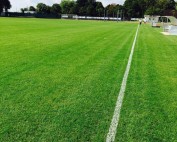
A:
106;25;140;142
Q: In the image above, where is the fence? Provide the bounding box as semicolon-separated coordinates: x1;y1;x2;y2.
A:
1;12;123;21
0;12;61;19
61;14;122;21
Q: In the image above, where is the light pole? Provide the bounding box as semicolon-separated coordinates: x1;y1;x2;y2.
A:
107;10;109;21
122;10;124;21
117;9;119;22
120;10;123;21
104;8;106;21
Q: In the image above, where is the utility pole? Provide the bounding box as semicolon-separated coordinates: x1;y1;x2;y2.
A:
107;10;109;21
122;10;124;21
104;8;106;21
121;10;123;21
117;9;119;22
119;10;122;21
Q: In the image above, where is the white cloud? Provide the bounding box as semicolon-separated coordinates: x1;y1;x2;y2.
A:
9;0;125;11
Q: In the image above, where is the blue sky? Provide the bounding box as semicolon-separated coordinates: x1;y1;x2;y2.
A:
9;0;125;11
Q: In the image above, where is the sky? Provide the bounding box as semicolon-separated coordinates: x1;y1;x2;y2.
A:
9;0;125;12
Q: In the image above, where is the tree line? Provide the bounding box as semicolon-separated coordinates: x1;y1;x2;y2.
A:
124;0;177;19
1;0;177;18
20;0;123;17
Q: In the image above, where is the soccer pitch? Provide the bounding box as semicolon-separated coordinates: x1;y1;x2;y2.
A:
0;18;177;141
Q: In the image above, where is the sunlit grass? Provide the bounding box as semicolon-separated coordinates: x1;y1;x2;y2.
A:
1;18;176;142
0;18;137;141
116;24;177;142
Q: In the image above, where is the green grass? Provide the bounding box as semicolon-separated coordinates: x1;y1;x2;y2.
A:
1;18;177;142
116;25;177;141
0;18;137;141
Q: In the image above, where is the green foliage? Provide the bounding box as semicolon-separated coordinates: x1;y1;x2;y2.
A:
36;3;48;14
51;4;61;14
124;0;146;18
46;6;51;14
0;0;11;12
86;4;95;16
20;8;24;13
77;0;86;7
95;2;104;16
60;0;77;14
124;0;176;18
60;0;102;16
23;7;28;11
29;6;36;11
145;0;176;15
4;0;177;18
76;0;105;16
106;4;122;17
18;0;119;17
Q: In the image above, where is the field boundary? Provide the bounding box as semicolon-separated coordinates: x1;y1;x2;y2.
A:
106;24;140;142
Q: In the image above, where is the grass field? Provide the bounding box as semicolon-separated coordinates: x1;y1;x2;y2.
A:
116;25;177;142
0;18;177;141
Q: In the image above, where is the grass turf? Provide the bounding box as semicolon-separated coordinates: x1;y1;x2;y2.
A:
116;24;177;141
0;18;137;141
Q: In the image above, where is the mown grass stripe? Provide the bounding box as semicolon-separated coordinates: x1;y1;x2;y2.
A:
106;24;139;142
0;18;137;141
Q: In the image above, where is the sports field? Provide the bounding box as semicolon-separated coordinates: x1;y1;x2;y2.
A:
0;18;177;141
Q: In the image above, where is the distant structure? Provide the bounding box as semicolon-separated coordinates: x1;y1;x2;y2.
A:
61;14;122;21
24;11;36;14
61;14;77;19
161;16;177;35
144;15;177;35
144;15;161;27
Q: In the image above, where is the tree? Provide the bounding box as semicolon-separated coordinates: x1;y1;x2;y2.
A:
69;4;78;14
86;4;95;16
95;2;104;16
61;0;77;14
46;6;51;14
145;0;176;15
79;6;86;15
23;7;28;11
0;0;11;13
51;4;61;14
88;0;96;3
29;6;36;11
124;0;176;18
71;0;105;16
163;0;175;10
76;0;97;16
106;4;120;17
77;0;86;7
124;0;144;18
36;3;48;14
20;8;25;13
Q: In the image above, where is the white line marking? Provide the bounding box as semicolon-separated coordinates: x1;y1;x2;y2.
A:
106;25;140;142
